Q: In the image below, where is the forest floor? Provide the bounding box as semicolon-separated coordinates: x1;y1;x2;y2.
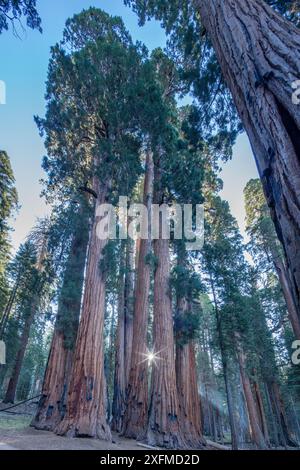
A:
0;413;146;450
0;401;232;451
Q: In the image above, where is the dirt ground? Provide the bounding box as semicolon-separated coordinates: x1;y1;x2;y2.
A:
0;401;228;451
0;409;148;450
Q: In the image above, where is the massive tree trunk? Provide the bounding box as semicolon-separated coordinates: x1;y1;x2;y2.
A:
176;337;205;447
32;330;73;428
196;0;300;318
253;376;271;446
146;235;186;448
122;151;154;439
111;245;126;433
145;161;187;448
32;214;89;431
3;303;36;404
56;179;111;440
235;334;268;449
264;382;280;447
124;238;134;387
175;247;205;448
269;380;298;447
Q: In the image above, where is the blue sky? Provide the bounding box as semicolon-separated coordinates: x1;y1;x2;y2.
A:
0;0;258;250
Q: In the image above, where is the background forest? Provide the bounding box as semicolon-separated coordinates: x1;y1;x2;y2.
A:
0;0;300;450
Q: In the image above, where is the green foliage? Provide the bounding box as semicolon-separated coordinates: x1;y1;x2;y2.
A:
62;7;132;50
144;252;158;270
124;0;300;157
171;263;202;301
0;151;18;310
0;151;18;233
265;0;300;26
38;9;163;204
99;240;119;278
124;0;241;147
174;308;200;346
0;0;41;34
55;205;90;350
172;242;203;345
244;178;285;280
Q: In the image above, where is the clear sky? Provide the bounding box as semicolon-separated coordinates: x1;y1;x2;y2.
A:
0;0;259;250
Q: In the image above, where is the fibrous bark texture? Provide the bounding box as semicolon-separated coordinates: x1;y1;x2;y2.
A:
196;0;300;326
123;151;154;439
56;180;111;440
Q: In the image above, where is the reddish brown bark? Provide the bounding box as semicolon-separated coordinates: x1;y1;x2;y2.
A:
122;151;154;439
32;217;89;431
176;336;205;448
32;329;73;430
253;378;271;446
175;244;205;448
56;180;111;440
124;238;134;387
235;334;268;449
111;247;126;433
146;236;186;448
196;0;300;322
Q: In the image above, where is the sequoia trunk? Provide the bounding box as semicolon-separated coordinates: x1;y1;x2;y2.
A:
176;337;205;447
124;238;134;388
235;334;268;449
56;179;111;440
146;236;186;448
196;0;300;319
175;247;205;448
123;151;154;439
111;246;126;433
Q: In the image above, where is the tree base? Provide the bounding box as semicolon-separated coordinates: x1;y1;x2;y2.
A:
145;428;190;450
55;415;112;441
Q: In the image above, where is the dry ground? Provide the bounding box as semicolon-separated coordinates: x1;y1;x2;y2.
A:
0;402;228;451
0;415;146;450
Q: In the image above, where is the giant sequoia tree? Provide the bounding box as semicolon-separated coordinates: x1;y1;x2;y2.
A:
37;9;162;440
2;1;300;451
